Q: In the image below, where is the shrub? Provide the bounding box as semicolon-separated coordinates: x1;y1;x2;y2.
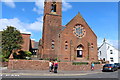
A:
13;51;32;59
4;58;9;62
0;54;9;62
72;62;88;65
39;58;43;60
44;58;50;60
24;51;32;57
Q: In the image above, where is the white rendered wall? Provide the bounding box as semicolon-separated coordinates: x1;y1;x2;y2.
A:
106;43;118;64
98;43;107;61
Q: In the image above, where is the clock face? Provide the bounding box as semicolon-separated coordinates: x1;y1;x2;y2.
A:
73;24;86;38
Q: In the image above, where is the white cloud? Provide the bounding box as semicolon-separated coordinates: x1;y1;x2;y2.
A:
33;0;72;14
3;0;15;8
0;16;43;33
62;0;72;11
32;0;44;14
29;16;43;31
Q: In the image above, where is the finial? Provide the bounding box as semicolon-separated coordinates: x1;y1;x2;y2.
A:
76;12;83;18
78;12;80;15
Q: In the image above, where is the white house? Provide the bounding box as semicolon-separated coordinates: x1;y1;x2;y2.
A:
98;39;119;64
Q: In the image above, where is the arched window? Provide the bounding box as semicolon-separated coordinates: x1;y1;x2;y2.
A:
77;45;83;58
51;2;56;12
65;45;68;49
65;41;68;50
51;40;55;49
91;43;94;48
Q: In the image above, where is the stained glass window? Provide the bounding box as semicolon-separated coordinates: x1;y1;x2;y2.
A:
73;24;86;38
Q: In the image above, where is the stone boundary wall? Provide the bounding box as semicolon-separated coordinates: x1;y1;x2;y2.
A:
8;60;103;71
0;62;8;67
8;60;49;70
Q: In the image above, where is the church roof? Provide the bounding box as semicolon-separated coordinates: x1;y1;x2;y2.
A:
65;12;97;38
66;12;83;26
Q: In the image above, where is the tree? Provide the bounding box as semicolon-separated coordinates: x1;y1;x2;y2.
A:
2;26;23;59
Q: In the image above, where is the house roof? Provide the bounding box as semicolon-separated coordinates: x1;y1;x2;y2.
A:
98;41;119;51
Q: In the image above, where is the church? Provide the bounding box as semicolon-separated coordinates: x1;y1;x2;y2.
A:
38;0;98;62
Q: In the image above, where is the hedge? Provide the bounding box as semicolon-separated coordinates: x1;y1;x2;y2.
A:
72;62;89;65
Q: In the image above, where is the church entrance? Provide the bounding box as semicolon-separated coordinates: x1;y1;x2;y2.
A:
76;45;83;58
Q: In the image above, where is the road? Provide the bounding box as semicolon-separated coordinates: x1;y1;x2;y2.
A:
0;69;119;78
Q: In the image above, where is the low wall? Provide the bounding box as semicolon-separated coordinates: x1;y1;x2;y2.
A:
8;60;103;71
0;62;8;67
8;60;49;70
58;62;102;71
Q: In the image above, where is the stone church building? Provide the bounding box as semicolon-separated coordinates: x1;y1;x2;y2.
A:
38;0;98;61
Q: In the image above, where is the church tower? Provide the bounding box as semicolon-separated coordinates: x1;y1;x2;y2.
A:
42;0;62;58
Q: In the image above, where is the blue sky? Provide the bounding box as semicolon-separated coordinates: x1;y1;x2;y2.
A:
0;1;118;48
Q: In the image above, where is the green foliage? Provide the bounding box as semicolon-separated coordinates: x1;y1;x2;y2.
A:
54;57;58;61
0;54;9;62
44;58;50;60
72;62;89;65
13;50;32;60
24;51;32;57
2;26;23;58
93;62;100;64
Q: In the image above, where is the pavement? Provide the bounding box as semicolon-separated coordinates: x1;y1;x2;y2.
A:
0;67;103;77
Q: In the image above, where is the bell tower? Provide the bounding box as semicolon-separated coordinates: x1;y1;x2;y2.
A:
42;0;62;58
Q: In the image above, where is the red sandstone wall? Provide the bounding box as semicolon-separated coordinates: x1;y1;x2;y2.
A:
8;60;49;70
31;40;35;49
8;60;102;71
21;33;31;51
0;62;8;67
59;14;98;61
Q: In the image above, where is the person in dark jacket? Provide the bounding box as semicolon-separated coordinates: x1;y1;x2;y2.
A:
54;61;58;73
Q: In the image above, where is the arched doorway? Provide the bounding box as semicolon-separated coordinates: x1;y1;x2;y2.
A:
76;45;83;58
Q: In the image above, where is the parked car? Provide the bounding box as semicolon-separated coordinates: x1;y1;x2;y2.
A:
114;63;120;69
102;64;118;72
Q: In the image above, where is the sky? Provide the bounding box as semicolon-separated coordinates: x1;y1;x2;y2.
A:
0;0;119;48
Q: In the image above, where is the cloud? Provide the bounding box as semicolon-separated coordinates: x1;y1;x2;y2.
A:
33;0;72;14
97;37;119;50
0;16;43;33
32;0;44;14
29;16;43;31
3;0;16;8
62;0;72;11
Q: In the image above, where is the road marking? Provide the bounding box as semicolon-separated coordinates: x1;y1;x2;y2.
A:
0;71;102;76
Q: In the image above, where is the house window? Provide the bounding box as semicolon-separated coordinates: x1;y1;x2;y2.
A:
100;51;102;56
110;50;113;54
107;46;109;49
103;58;105;61
51;40;55;49
110;57;114;62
